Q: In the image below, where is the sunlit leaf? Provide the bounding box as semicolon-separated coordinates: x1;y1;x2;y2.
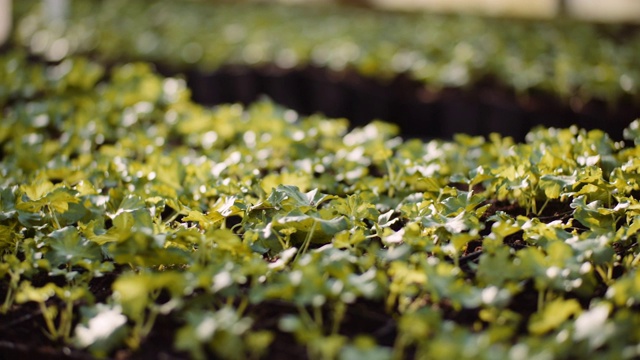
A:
45;226;102;267
528;298;582;335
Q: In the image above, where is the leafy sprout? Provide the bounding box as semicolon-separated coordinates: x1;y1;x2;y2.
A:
1;51;640;359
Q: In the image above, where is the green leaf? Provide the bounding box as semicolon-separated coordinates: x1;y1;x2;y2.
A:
260;172;311;193
422;211;476;234
244;331;274;359
107;193;146;217
269;185;334;212
183;209;215;229
83;210;142;246
377;210;399;228
309;334;348;360
17;186;80;214
570;196;616;234
528;298;582;335
276;209;348;244
333;228;367;249
21;179;56;202
539;173;576;199
75;303;128;357
45;226;102;267
205;228;253;257
451;232;479;253
477;247;519;286
606;270;640;306
43;188;81;213
441;191;485;215
0;224;21;252
414;177;442;193
397;307;442;340
573;303;612;350
0;186;18;221
107;231;192;266
112;271;184;318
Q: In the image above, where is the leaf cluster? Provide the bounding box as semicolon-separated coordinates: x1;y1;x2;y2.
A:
2;52;640;359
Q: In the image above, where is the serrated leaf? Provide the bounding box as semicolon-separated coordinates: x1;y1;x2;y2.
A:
273;185;334;211
45;188;81;213
422;211;476;234
45;226;102;267
441;191;485;215
279;185;315;206
21;179;56;202
17;186;80;214
278;210;348;236
183;209;214;229
116;194;146;214
540;173;576;199
570;196;616;234
85;209;151;245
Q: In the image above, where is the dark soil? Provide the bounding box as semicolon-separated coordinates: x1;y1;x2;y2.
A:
174;64;640;142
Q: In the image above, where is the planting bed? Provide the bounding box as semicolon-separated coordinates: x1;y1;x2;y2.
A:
182;64;639;141
2;51;640;359
3;1;640;359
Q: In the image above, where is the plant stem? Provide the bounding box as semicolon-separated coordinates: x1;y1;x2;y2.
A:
141;307;159;339
48;206;61;229
273;231;287;250
331;301;345;335
294;220;317;263
537;289;546;312
595;265;614;285
61;299;74;343
1;287;14;313
297;304;317;331
536;198;550;216
386;291;397;313
386;160;393;198
236;297;248;316
39;302;59;341
392;334;407;360
313;305;323;329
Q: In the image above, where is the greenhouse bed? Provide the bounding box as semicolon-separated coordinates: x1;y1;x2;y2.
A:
178;64;640;141
4;1;640;358
3;52;640;359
